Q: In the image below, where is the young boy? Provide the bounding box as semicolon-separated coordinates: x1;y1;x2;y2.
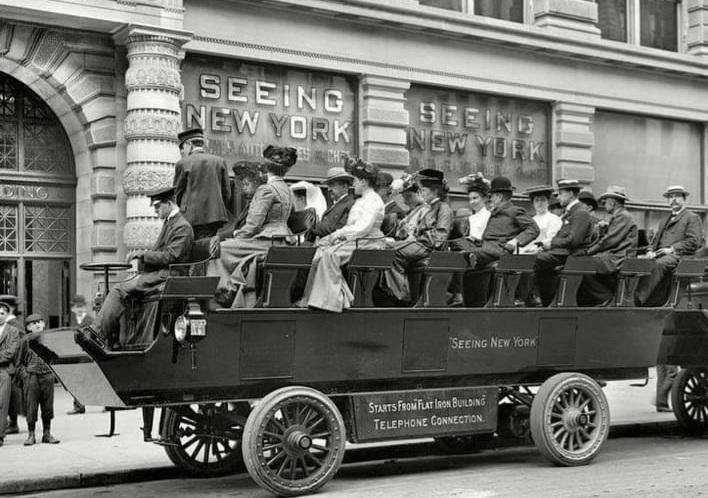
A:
22;314;59;445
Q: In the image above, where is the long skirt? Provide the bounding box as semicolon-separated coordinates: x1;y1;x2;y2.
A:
303;238;385;312
208;237;277;291
381;240;431;302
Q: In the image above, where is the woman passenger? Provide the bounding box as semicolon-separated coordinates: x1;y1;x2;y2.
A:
382;169;453;304
299;155;385;312
208;146;296;307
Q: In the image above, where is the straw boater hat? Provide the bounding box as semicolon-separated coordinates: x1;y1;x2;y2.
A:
525;185;555;200
662;185;689;198
556;179;582;192
598;185;630;203
459;173;491;195
323;167;353;184
489;176;514;193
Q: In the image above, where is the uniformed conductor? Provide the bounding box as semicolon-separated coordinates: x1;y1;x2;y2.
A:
173;127;232;240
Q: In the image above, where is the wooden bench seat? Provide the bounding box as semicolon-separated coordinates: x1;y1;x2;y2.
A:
261;246;316;307
348;249;395;307
487;254;537;308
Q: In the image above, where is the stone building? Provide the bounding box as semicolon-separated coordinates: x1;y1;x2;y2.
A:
0;0;705;323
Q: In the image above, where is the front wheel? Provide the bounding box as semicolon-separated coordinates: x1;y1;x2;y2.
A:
671;368;708;434
530;373;610;467
242;386;346;497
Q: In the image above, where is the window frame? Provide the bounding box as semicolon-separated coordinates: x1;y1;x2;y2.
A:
625;0;682;51
419;0;532;24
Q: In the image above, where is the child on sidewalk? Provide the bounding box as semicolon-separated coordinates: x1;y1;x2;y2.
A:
22;314;59;446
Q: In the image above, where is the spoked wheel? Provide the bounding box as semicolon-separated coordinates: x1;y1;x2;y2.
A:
530;373;610;466
671;368;708;434
164;401;250;477
242;386;346;497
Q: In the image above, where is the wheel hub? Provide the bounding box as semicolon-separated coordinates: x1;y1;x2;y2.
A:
563;408;588;430
284;427;312;454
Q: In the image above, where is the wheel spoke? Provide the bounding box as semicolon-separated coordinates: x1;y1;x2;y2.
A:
579;427;591;441
268;417;287;434
310;431;332;439
181;435;198;450
281;405;293;427
289;455;297;479
311;443;331;453
190;438;205;460
307;415;325;431
304;450;323;468
266;449;287;467
263;442;283;452
276;455;291;477
263;430;284;441
203;438;211;465
298;456;309;478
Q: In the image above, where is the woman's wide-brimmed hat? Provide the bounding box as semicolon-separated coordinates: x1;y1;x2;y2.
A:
459;173;491;195
525;185;555;200
598;185;630;203
490;176;514;193
662;185;689;198
263;145;298;168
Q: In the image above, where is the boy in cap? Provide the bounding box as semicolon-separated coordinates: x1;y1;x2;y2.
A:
173;127;232;240
534;179;593;306
0;298;20;447
22;314;59;445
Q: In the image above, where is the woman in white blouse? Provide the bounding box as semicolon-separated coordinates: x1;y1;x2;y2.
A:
519;185;563;254
300;156;384;312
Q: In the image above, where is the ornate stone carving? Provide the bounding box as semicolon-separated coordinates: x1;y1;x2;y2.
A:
123;219;163;249
125;63;180;92
122;163;173;195
124;110;181;140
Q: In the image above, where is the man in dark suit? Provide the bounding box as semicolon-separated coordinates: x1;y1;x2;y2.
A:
173;128;232;240
376;171;405;236
579;186;637;306
0;294;23;435
307;167;355;242
67;295;92;414
534;179;593;306
0;299;20;447
94;186;194;348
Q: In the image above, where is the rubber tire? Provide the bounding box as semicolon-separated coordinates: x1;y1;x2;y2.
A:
242;386;346;497
163;403;248;477
530;372;610;467
671;368;708;434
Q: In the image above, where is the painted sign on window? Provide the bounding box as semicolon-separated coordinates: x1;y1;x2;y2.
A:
182;55;357;178
405;85;549;193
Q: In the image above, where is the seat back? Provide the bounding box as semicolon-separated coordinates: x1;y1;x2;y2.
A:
551;256;598;307
668;258;708;308
615;257;655;307
287;209;314;234
487;254;536;308
348;249;395;307
418;251;468;307
261;246;316;307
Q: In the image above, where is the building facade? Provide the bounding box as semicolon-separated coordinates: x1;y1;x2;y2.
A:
0;0;706;323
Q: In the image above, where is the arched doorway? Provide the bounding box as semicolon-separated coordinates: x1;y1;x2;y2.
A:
0;73;75;327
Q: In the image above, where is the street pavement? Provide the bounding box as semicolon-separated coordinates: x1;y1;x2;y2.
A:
0;370;679;495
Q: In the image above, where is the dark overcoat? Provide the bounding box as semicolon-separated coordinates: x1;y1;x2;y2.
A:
173;150;232;227
549;201;592;256
651;208;702;256
308;193;355;241
481;201;539;248
587;208;637;273
0;324;20;374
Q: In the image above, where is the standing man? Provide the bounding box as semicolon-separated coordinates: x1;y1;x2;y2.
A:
0;299;20;447
0;295;23;435
67;295;92;414
306;167;355;242
22;314;59;445
534;179;593;306
173;127;232;240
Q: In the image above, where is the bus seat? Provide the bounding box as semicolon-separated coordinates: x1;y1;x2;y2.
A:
551;256;598;307
615;258;655;307
260;246;316;307
487;254;537;308
415;251;468;307
348;248;395;307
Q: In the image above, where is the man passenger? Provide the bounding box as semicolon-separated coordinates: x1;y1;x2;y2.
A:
377;172;405;236
306;167;355;242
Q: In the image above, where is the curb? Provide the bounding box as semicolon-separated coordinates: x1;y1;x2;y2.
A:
0;420;688;495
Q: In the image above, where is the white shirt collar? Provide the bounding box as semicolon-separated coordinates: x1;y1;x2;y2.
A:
167;206;180;220
566;199;580;211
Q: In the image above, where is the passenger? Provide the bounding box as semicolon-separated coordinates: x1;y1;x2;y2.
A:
635;184;702;306
94;186;194;346
519;185;562;254
578;190;603;242
209;146;296;308
377;172;406;236
299;156;385;312
392;173;429;241
0;299;20;448
381;169;453;304
579;186;637;306
173;127;232;240
534;179;593;306
306;167;355;242
548;193;563;217
230;161;268;234
289;181;327;220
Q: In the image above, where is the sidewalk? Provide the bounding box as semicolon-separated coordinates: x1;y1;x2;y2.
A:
0;370;679;495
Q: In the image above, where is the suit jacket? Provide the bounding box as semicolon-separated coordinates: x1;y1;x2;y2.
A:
173;149;232;227
482;201;539;248
308;193;355;240
0;323;20;373
414;200;453;250
235;177;294;239
652;208;702;256
549;202;592;256
137;212;194;290
587;208;637;273
382;200;406;236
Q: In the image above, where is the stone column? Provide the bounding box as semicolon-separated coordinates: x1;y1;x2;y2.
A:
360;76;411;174
533;0;601;38
122;30;185;255
553;103;595;184
687;0;708;59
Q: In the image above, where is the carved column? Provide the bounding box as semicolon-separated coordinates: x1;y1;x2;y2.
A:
534;0;600;38
687;0;708;59
360;76;411;174
553;103;595;184
123;30;184;254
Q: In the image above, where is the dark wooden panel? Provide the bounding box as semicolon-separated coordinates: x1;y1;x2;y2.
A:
537;317;576;367
240;320;295;380
402;319;448;373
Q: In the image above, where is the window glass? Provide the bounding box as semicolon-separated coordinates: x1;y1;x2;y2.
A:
640;0;678;51
592;111;701;204
474;0;524;22
419;0;464;12
596;0;627;42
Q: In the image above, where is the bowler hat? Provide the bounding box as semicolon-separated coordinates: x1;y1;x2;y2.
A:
177;127;204;145
70;295;87;306
598;185;630;203
556;179;582;192
148;186;175;206
323;167;353;184
490;176;514;193
25;313;44;325
663;185;690;198
578;191;599;211
525;185;555;200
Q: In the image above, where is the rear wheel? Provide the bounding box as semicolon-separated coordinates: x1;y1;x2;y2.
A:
671;368;708;434
163;402;250;477
530;373;609;466
242;386;346;497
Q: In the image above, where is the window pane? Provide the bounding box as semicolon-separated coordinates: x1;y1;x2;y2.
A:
474;0;524;22
419;0;464;12
596;0;627;42
592;111;701;204
640;0;678;51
